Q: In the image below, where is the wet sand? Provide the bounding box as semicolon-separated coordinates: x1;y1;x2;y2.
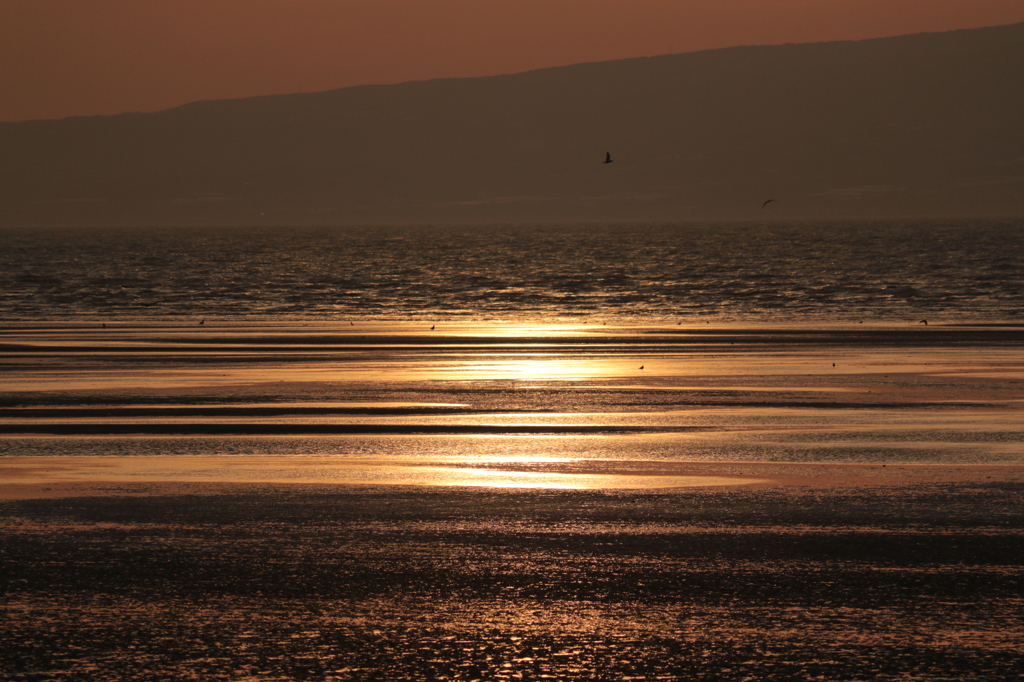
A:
2;457;1023;500
3;482;1023;680
2;322;1024;679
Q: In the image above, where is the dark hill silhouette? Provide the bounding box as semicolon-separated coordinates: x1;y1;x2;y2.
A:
2;22;1022;225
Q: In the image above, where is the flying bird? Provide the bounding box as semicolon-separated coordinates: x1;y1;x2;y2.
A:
430;324;435;330
603;152;613;164
920;319;928;325
199;319;205;326
761;199;776;208
639;365;644;370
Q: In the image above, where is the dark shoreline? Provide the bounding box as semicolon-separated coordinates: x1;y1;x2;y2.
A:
3;483;1023;680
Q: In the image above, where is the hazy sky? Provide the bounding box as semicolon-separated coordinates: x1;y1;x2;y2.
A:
2;0;1022;122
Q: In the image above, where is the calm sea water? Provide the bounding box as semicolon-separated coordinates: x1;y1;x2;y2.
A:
2;220;1022;322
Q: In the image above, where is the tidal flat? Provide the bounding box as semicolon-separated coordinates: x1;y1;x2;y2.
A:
2;322;1024;679
3;484;1024;680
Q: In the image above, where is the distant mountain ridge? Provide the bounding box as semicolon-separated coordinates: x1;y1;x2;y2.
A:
2;22;1022;225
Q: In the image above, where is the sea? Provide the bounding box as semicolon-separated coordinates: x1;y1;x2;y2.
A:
2;219;1022;323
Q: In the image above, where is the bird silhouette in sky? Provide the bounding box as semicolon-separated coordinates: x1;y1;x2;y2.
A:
762;199;776;208
603;152;613;164
920;319;928;325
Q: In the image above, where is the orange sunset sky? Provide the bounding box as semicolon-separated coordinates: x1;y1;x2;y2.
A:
2;0;1023;122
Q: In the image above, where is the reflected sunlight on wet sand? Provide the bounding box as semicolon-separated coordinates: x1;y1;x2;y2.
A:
0;454;772;494
2;321;1024;679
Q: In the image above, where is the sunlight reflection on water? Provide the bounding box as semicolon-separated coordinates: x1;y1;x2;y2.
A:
384;467;762;489
0;455;762;490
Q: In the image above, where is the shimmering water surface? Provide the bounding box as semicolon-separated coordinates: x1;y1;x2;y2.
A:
2;220;1022;322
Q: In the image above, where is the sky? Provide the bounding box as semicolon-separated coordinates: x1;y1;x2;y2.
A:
2;0;1023;122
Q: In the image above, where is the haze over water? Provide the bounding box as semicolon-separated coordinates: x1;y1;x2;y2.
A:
3;220;1022;323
